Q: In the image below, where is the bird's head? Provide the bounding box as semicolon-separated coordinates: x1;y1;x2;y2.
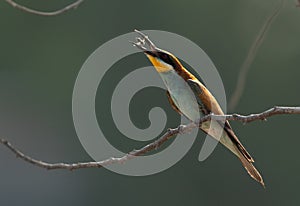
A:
132;30;182;73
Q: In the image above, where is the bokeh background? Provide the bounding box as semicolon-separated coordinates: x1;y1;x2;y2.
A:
1;0;300;205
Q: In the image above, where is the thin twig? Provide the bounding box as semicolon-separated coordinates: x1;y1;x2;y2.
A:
5;0;84;16
228;0;285;111
0;106;299;170
210;106;300;123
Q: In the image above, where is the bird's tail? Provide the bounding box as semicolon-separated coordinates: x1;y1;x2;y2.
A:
238;153;265;187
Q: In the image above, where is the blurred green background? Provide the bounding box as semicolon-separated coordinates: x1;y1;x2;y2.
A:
1;0;300;205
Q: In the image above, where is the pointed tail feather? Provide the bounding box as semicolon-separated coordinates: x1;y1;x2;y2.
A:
239;154;265;187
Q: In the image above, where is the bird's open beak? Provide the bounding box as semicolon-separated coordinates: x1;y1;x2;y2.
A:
132;29;159;57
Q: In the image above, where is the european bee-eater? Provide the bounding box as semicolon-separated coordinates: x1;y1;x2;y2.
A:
132;30;264;187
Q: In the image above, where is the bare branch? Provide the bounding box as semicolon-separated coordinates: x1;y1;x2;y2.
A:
0;124;181;170
1;106;299;170
5;0;84;16
208;106;300;123
228;0;285;111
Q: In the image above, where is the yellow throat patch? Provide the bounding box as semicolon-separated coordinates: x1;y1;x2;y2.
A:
146;54;173;73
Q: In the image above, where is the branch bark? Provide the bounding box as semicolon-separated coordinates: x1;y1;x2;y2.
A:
1;106;299;170
5;0;84;16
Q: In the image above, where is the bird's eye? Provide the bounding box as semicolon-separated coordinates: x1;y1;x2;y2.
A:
161;53;171;63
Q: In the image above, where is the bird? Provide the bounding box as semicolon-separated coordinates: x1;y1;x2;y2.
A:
132;29;264;187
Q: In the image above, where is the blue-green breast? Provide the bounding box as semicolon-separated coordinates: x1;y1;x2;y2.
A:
159;70;201;121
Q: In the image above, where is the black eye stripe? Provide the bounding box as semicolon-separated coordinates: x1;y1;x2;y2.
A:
158;52;174;66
